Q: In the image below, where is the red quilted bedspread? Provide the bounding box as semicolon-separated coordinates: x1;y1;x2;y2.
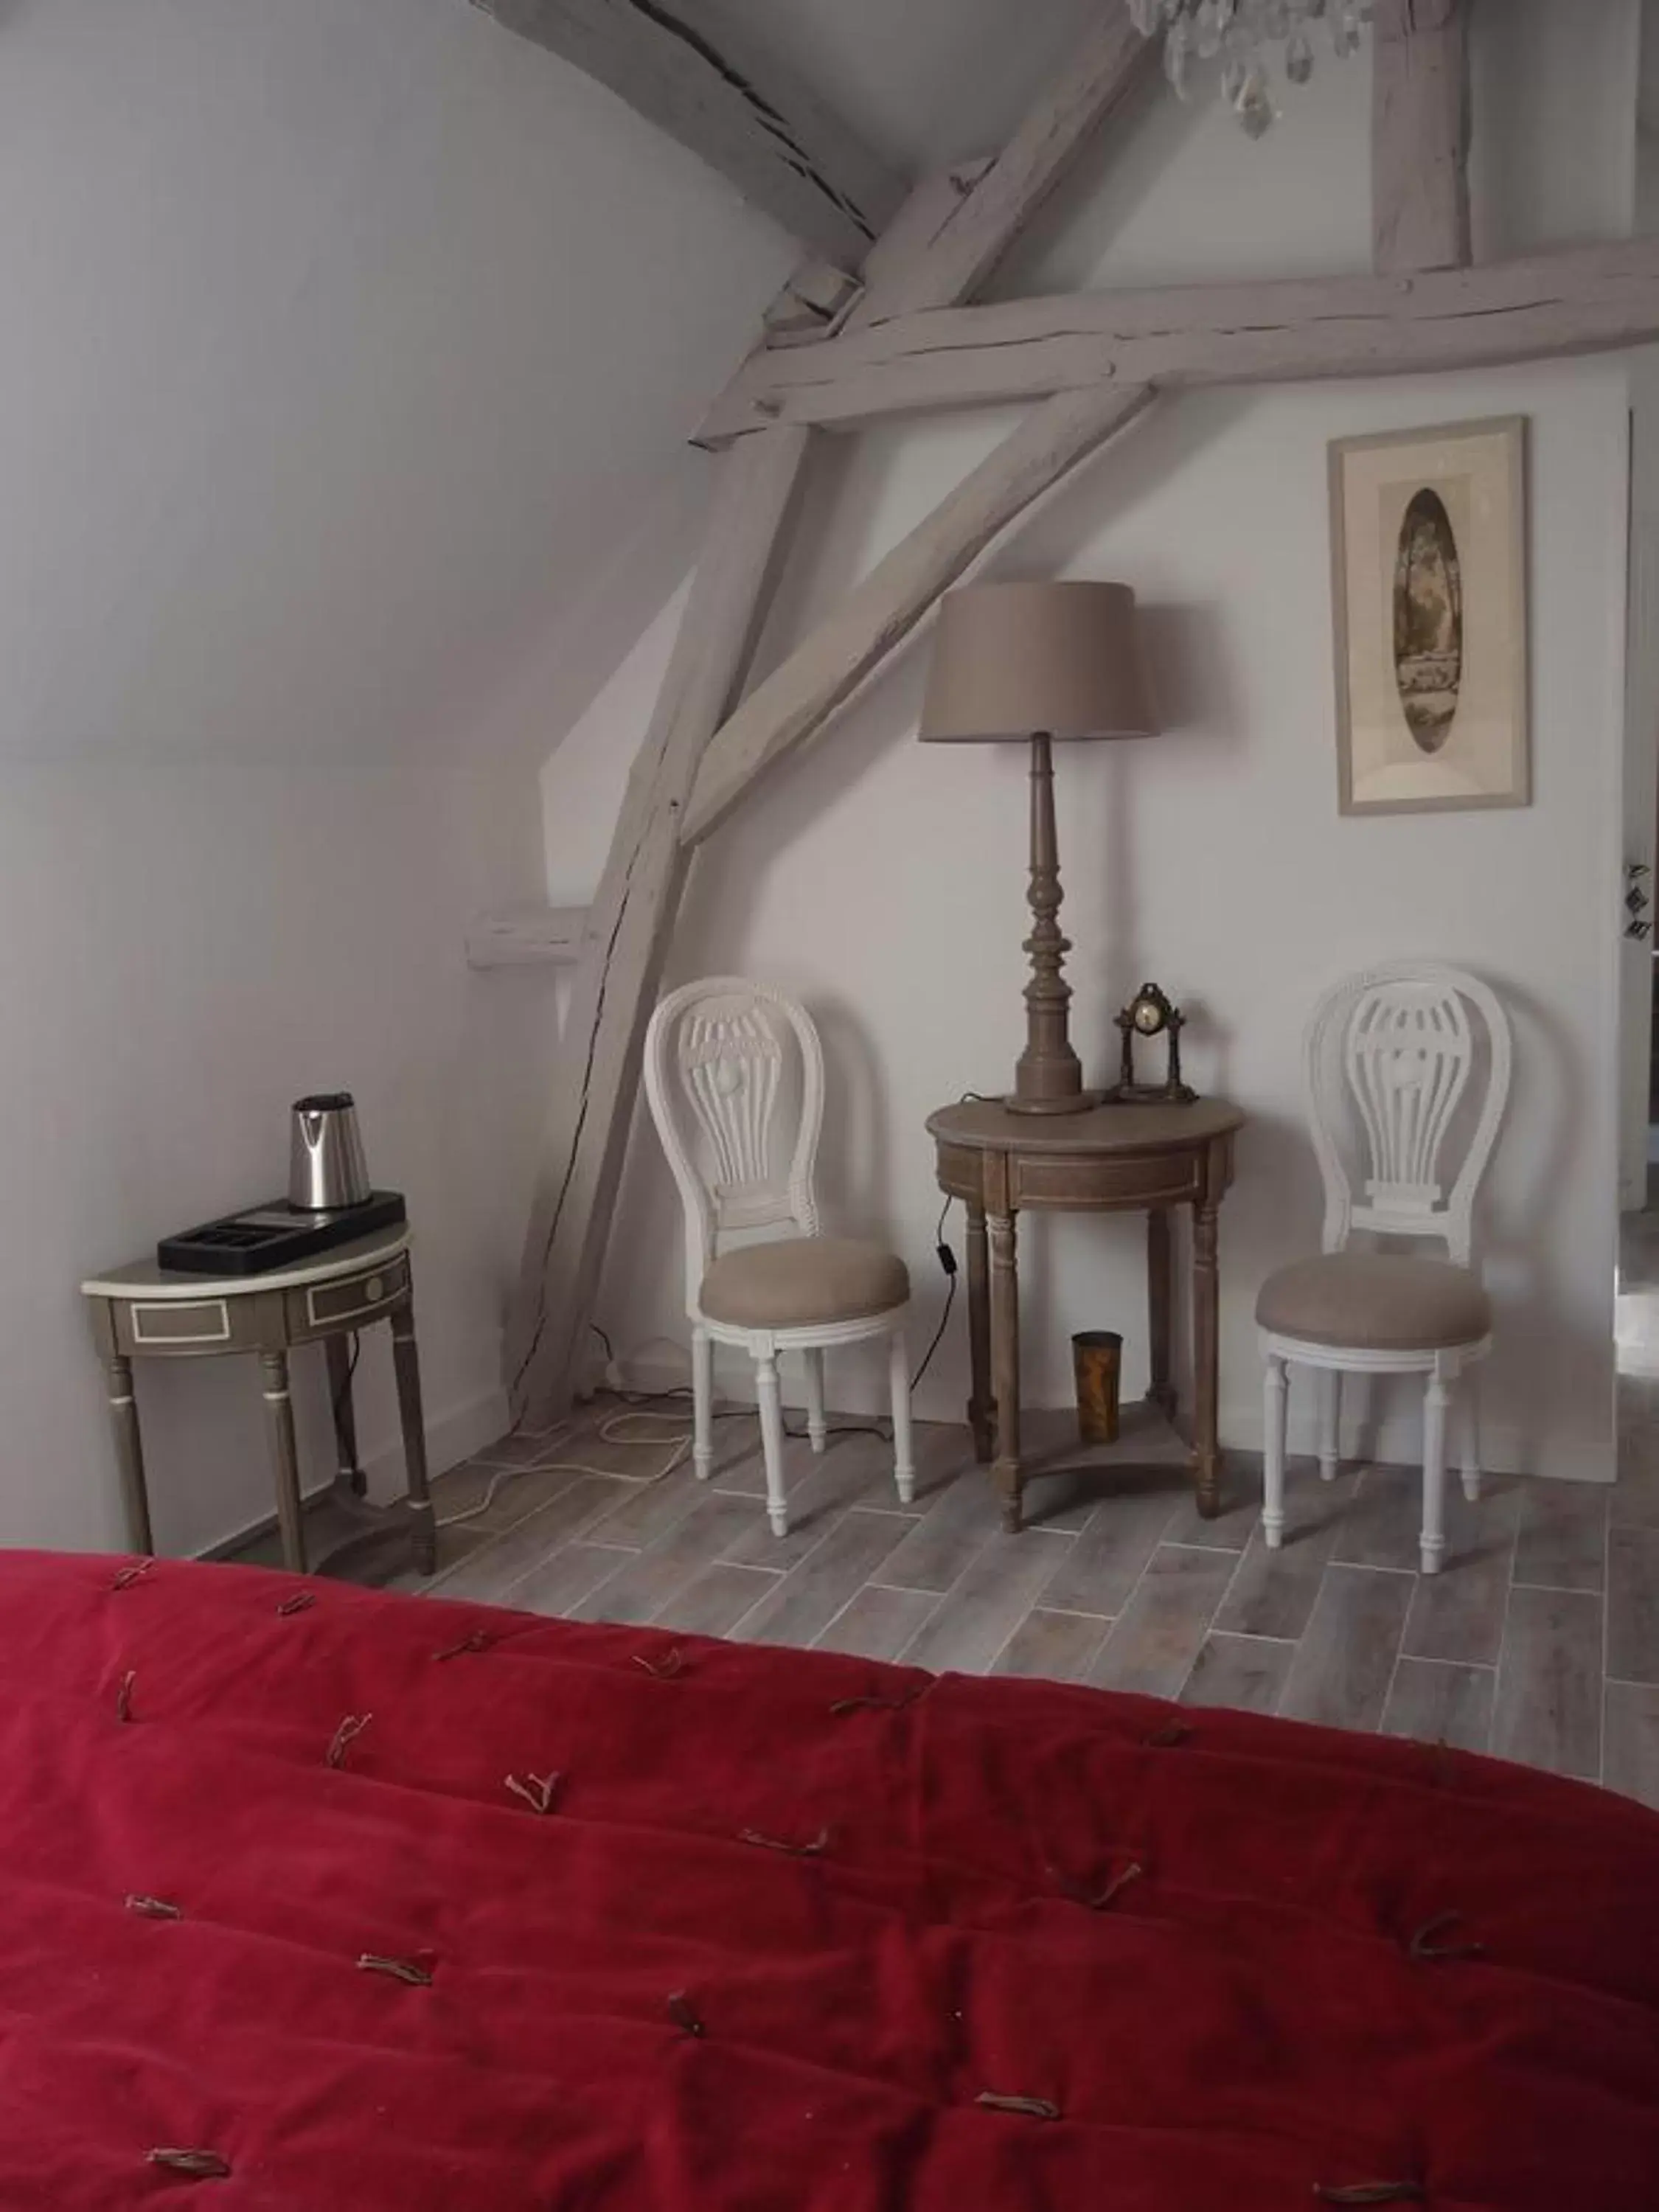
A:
1;1551;1657;2208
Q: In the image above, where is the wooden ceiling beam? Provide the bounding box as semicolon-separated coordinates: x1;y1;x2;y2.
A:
466;905;587;969
696;238;1659;439
1372;0;1471;274
680;385;1156;847
698;15;1159;409
504;11;1172;1417
470;0;904;264
504;425;811;1420
845;15;1159;327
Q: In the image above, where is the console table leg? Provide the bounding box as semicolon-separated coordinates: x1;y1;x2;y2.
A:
989;1210;1023;1531
965;1201;994;1464
1147;1208;1175;1423
324;1333;366;1497
390;1299;437;1576
260;1350;307;1575
105;1354;154;1557
1192;1200;1222;1518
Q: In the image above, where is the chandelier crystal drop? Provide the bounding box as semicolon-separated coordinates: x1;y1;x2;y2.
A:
1127;0;1374;136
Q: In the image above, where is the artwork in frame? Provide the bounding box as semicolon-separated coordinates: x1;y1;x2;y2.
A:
1329;416;1529;815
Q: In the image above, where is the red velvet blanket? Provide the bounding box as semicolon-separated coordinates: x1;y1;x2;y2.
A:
1;1548;1656;2208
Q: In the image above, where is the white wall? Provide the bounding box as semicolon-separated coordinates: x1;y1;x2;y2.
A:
0;0;802;1557
0;762;552;1557
0;0;791;773
546;4;1641;1486
1619;2;1659;1209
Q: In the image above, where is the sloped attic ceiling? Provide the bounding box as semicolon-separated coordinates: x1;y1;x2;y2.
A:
726;0;1111;173
0;0;1106;767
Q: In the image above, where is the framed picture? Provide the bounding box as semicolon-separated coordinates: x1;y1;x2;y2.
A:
1329;415;1529;815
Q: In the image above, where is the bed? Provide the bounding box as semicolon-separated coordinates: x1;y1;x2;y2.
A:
1;1548;1655;2208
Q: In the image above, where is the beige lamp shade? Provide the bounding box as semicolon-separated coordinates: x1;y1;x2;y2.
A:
919;580;1158;742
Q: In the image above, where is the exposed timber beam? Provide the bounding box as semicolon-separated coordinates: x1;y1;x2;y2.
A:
505;426;811;1421
1372;0;1471;274
680;385;1156;848
508;13;1170;1416
699;15;1159;417
697;240;1659;441
466;905;588;969
470;0;904;265
845;15;1158;326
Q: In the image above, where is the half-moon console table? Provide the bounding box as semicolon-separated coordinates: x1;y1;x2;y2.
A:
926;1097;1245;1533
80;1227;437;1578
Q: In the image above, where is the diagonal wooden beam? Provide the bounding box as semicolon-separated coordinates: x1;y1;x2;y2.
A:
506;9;1169;1415
695;15;1158;420
470;0;903;264
505;425;811;1420
466;905;588;969
696;239;1659;439
846;15;1158;325
1372;0;1471;274
679;385;1156;848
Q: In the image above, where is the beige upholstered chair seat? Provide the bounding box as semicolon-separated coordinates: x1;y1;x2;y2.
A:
1256;1252;1491;1352
700;1237;909;1329
645;976;916;1539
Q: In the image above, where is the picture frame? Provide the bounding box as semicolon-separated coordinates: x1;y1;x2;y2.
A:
1329;415;1530;815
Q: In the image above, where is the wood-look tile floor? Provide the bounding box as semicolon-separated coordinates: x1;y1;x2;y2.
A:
236;1210;1659;1815
253;1386;1659;1812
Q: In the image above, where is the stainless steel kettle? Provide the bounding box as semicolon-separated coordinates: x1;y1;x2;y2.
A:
288;1093;372;1212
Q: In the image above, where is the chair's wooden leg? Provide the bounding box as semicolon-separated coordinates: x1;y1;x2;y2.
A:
756;1349;788;1537
1422;1367;1450;1576
1262;1354;1288;1550
691;1326;714;1480
1461;1366;1482;1503
1317;1366;1342;1484
804;1347;827;1454
888;1329;915;1506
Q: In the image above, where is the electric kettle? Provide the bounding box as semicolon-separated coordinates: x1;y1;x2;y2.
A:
288;1093;372;1212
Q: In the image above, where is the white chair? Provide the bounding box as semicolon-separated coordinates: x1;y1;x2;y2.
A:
642;977;914;1537
1256;962;1512;1576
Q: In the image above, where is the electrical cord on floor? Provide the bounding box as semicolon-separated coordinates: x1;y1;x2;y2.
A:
433;1404;696;1529
446;1222;967;1532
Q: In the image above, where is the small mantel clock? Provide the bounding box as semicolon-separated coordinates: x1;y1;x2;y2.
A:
1108;982;1197;1105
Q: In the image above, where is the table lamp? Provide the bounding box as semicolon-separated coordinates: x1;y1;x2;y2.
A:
919;580;1158;1114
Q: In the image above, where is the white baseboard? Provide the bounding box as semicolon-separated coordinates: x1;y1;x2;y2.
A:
1224;1395;1614;1486
615;1347;1615;1487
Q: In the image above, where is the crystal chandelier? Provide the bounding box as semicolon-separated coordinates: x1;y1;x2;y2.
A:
1128;0;1375;139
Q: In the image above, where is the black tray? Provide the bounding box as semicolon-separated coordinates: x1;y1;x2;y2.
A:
157;1191;406;1277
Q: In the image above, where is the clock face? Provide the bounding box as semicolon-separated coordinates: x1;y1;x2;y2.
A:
1133;995;1165;1036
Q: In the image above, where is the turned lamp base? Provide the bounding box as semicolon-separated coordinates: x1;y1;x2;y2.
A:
1004;1085;1103;1116
1000;731;1099;1116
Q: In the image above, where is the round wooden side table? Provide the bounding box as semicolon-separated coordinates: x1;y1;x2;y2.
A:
926;1097;1245;1531
80;1228;437;1577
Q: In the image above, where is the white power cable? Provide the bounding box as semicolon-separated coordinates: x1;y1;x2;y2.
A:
434;1409;694;1530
